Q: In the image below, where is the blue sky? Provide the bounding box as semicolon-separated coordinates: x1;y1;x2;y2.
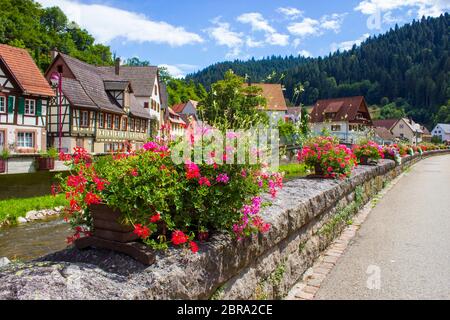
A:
37;0;449;77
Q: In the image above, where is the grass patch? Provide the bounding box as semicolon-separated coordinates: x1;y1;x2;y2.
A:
279;163;308;180
0;194;68;225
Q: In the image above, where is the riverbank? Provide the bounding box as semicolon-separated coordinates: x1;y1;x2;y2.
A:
0;194;68;227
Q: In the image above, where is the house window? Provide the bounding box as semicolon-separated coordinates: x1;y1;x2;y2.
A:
25;99;36;115
80;111;89;127
98;113;104;128
331;125;341;132
136;119;141;132
144;102;149;109
122;118;127;131
106;114;113;129
114;116;120;130
141;120;146;133
154;85;158;95
130;119;135;131
0;96;5;113
17;132;34;148
399;124;404;129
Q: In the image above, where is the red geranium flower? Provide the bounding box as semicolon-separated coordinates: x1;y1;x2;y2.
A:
172;230;189;245
150;213;161;223
190;241;199;253
85;192;101;205
134;224;150;239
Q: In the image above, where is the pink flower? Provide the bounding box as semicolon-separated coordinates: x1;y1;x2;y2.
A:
186;162;200;180
143;141;158;151
216;173;229;184
199;176;211;187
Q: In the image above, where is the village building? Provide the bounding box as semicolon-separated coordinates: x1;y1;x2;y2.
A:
167;107;186;137
309;96;373;144
431;123;450;142
373;126;395;145
374;118;423;145
98;60;163;135
285;107;302;123
172;100;199;119
250;83;288;126
0;44;54;154
45;53;151;153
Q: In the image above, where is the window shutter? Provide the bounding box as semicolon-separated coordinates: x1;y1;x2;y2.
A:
18;97;25;115
36;99;42;116
7;96;14;113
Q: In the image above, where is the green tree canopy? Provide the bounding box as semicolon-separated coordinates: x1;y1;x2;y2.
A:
0;0;113;70
197;70;269;130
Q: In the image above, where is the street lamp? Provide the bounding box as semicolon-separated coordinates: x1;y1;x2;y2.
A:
50;72;63;152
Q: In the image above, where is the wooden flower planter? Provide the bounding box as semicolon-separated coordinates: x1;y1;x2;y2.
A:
0;159;6;173
74;204;156;265
36;157;55;171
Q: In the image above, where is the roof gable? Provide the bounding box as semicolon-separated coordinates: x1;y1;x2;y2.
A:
310;96;371;124
249;83;287;111
0;44;54;97
99;66;158;97
436;123;450;133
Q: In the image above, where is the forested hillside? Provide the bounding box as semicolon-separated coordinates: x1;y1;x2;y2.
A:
0;0;113;70
187;14;450;126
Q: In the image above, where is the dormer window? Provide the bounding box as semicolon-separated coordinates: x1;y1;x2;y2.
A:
325;112;336;120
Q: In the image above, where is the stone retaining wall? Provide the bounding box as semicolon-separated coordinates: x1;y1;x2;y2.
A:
0;150;449;300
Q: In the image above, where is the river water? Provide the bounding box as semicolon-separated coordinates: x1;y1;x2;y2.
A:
0;217;72;261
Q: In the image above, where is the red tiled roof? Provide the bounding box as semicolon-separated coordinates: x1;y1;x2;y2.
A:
373;119;399;131
171;103;186;113
0;44;54;96
310;96;371;124
248;83;288;111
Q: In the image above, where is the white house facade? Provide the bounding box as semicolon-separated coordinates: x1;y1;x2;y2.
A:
431;123;450;142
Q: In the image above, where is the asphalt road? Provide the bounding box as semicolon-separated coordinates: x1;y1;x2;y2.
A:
315;154;450;300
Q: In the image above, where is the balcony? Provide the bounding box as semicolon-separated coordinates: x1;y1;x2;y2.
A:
96;129;147;142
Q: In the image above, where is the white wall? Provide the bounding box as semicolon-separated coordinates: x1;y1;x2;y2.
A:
0;124;46;153
431;125;450;142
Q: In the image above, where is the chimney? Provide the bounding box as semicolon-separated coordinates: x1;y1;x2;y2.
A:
115;58;121;75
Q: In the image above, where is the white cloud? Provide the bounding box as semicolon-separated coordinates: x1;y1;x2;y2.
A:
37;0;203;46
330;33;370;52
237;12;275;33
265;33;290;46
298;50;312;58
206;18;244;58
237;12;290;47
355;0;450;18
320;13;348;33
159;64;198;79
287;12;348;38
277;7;304;19
287;18;320;37
246;37;264;48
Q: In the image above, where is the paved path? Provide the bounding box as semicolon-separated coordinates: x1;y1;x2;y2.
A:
314;155;450;300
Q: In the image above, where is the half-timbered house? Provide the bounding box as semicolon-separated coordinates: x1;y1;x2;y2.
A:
0;44;54;154
45;53;151;153
99;60;163;136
